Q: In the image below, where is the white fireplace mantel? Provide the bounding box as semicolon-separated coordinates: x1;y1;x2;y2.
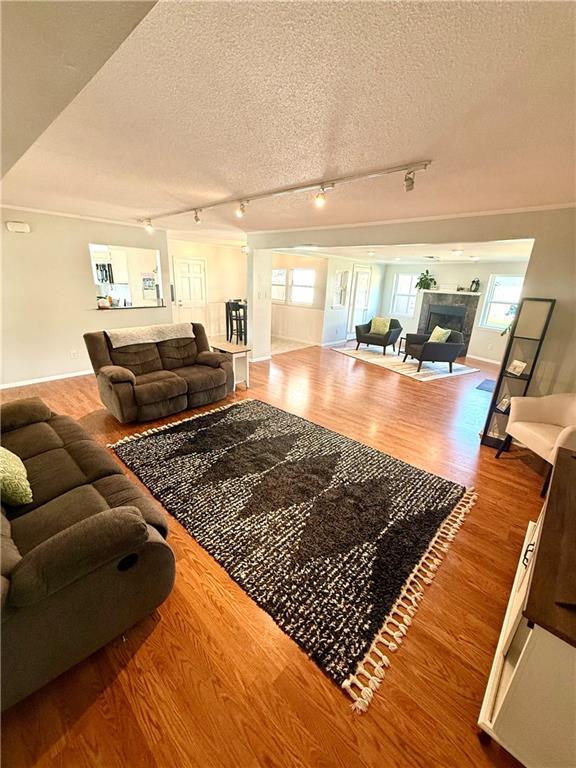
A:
421;289;483;297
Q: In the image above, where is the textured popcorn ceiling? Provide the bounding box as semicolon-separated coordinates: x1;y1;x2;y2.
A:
3;1;574;233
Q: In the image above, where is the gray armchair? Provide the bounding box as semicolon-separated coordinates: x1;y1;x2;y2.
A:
355;319;403;355
403;330;465;372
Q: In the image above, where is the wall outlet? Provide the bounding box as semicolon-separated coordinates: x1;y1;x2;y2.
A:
70;350;79;359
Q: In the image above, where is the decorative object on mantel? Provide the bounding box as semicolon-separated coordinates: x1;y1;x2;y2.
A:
415;269;437;290
111;399;477;713
481;297;556;450
469;278;480;293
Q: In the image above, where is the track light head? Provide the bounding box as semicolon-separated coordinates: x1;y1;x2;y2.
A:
141;218;154;234
194;209;201;224
314;186;327;208
404;171;415;192
235;201;246;219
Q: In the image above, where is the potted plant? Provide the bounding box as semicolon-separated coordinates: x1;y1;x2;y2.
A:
415;269;437;290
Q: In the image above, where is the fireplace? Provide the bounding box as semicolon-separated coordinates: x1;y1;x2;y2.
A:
426;303;466;333
417;292;481;355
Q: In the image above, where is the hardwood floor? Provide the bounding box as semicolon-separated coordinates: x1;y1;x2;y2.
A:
1;347;545;768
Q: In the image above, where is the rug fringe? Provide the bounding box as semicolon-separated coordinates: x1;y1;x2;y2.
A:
107;398;254;448
342;487;477;713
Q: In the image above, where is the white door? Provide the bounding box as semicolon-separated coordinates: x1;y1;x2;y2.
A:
172;257;207;326
347;267;372;335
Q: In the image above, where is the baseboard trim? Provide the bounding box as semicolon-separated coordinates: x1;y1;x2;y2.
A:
466;355;501;364
321;339;348;347
0;369;94;390
271;335;320;345
250;355;271;363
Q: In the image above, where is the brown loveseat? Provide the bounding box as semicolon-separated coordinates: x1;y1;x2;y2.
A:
1;398;175;710
84;322;234;423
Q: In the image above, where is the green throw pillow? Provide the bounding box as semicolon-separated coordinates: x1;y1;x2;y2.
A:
0;447;33;506
370;317;391;335
429;325;452;343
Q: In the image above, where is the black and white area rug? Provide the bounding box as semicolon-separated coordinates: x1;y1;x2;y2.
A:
111;400;476;712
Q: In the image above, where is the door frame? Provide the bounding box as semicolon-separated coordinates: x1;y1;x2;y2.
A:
171;254;208;315
347;264;373;336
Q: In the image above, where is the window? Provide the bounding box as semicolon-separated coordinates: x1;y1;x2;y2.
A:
480;274;524;330
332;269;349;307
290;268;315;304
271;269;287;301
391;273;418;316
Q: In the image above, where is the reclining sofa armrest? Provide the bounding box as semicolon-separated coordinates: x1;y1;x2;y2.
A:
196;351;231;368
99;365;136;384
8;507;149;608
0;398;52;432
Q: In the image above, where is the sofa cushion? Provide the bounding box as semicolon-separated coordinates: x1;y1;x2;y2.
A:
157;337;198;370
0;448;34;506
18;449;88;513
0;398;51;433
133;370;188;406
10;485;109;555
1;511;22;576
108;341;162;376
1;421;64;460
64;440;123;483
173;364;227;393
48;415;95;447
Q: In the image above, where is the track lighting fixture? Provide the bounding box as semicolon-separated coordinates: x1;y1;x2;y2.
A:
138;160;432;227
314;186;327;208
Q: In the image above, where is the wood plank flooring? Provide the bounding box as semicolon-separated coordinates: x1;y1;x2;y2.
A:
1;346;545;768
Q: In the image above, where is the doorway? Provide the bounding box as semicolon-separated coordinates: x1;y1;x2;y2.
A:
172;256;207;326
347;266;372;337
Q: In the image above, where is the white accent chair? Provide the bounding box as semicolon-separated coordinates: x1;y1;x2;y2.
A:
496;393;576;496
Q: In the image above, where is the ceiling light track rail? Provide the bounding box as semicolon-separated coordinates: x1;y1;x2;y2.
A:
139;159;432;229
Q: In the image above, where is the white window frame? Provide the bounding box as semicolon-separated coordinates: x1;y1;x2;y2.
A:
271;268;287;303
332;269;349;308
289;268;315;305
479;274;524;331
390;273;419;317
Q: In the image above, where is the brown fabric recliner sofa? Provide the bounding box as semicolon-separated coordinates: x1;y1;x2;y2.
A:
84;322;234;423
0;397;175;710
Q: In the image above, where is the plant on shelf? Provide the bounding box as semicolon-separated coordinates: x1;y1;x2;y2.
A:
415;269;437;290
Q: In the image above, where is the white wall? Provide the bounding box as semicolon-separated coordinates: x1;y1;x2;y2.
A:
249;207;576;394
379;260;529;362
1;208;172;386
168;240;246;337
247;249;272;360
270;252;327;344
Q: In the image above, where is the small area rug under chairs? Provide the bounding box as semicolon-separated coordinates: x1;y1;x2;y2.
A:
334;347;479;382
110;400;476;712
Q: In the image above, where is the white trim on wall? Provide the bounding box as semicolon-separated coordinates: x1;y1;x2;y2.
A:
0;369;94;390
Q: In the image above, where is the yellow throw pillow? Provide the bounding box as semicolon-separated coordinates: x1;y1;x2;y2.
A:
429;325;452;343
0;447;33;506
370;317;391;335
